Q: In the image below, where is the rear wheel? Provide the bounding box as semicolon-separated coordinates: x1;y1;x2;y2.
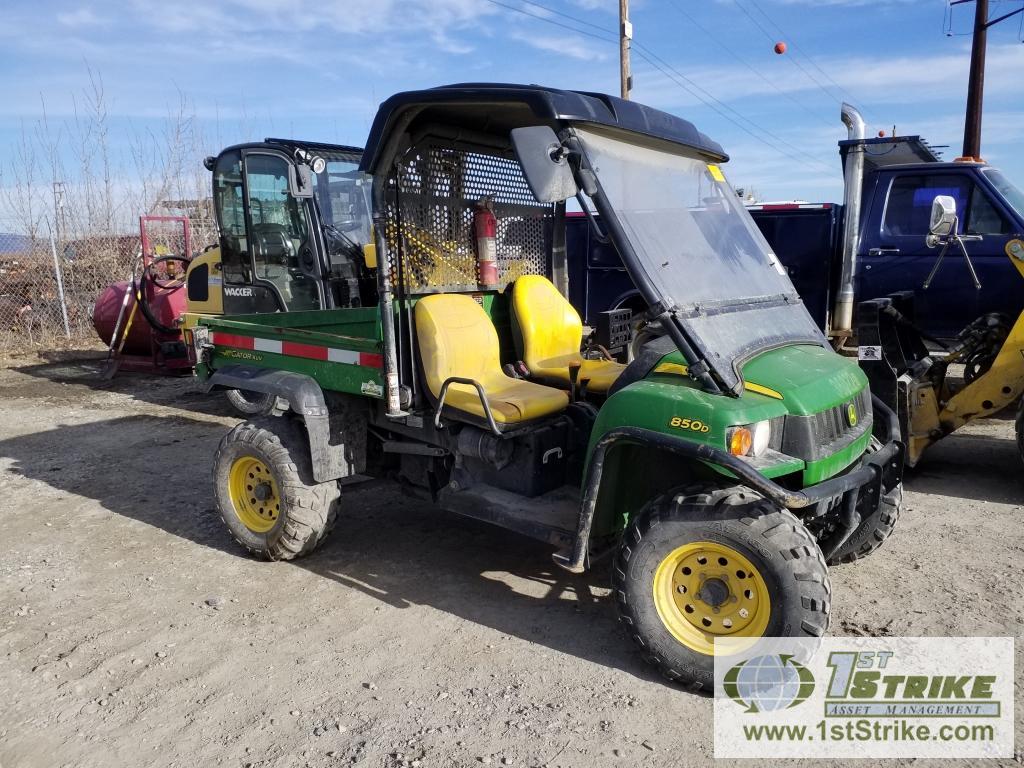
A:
613;483;830;691
225;388;275;416
214;416;340;560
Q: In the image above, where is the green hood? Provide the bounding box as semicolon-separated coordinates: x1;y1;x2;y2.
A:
741;344;867;416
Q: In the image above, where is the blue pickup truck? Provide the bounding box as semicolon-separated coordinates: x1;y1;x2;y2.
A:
569;106;1024;341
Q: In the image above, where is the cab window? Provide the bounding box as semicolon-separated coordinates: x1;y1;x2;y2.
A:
965;185;1011;235
244;154;321;311
882;174;971;238
882;173;1009;238
212;150;249;284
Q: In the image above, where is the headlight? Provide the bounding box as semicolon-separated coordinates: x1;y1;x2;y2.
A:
727;420;771;458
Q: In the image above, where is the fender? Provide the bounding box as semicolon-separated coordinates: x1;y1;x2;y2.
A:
205;365;363;482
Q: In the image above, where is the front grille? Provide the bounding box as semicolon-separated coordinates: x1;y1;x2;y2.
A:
780;388;872;462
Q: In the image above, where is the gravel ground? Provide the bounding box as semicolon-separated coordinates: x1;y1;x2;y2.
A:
0;351;1021;768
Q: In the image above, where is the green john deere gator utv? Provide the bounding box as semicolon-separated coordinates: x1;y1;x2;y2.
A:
186;84;904;689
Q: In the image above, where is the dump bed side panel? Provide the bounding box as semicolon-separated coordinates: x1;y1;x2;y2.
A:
196;308;385;399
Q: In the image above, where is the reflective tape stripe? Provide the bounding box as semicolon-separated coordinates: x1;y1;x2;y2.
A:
282;341;328;360
212;332;382;368
327;348;359;364
212;333;254;349
253;338;282;354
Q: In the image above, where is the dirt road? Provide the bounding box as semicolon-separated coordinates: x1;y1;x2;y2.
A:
1;353;1021;767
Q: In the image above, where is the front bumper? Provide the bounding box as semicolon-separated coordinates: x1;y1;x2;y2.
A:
555;395;904;573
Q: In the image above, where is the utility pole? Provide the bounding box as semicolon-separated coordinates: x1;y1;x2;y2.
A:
961;0;988;160
619;0;632;100
953;0;1024;160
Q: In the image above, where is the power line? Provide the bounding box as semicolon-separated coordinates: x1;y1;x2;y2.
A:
480;0;617;44
631;44;836;175
667;0;834;128
731;1;850;110
478;0;837;174
749;0;861;99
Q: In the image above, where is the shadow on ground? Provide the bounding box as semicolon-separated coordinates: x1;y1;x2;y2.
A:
904;430;1023;505
6;353;237;418
0;414;657;683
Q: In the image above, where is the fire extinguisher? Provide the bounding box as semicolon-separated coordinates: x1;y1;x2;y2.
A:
473;196;498;288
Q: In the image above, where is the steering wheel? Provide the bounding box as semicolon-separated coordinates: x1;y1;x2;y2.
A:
145;255;190;289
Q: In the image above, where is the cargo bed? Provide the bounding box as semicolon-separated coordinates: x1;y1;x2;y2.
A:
195;307;385;399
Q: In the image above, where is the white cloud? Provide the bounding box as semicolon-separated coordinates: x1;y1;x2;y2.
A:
512;32;608;61
56;7;103;27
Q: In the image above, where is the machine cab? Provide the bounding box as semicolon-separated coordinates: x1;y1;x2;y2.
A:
186;139;375;317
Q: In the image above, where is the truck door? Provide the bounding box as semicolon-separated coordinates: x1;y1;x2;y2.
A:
858;170;1015;338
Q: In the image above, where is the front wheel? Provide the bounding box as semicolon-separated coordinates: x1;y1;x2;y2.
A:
613;484;830;691
214;416;340;560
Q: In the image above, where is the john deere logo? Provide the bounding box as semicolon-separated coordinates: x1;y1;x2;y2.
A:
846;402;858;427
723;655;815;713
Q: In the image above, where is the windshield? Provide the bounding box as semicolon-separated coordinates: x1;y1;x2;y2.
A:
575;126;824;389
310;150;373;254
983;168;1024;221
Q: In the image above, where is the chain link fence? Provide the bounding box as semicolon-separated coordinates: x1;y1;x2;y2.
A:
0;210;214;358
0;228;138;356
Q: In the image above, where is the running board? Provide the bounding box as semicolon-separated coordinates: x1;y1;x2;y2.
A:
436;482;579;550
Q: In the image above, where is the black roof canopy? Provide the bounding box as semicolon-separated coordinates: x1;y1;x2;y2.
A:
359;83;728;173
215;139;363;158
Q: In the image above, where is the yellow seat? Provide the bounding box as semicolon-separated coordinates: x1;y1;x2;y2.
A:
415;293;569;425
511;275;626;393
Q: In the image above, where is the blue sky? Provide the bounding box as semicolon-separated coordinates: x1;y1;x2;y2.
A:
0;0;1022;225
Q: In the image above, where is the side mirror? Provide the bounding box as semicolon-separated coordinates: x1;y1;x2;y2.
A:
929;195;957;237
288;163;314;198
511;126;578;203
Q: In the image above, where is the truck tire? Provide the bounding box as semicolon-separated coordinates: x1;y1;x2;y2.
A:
225;388;275;416
213;416;340;560
613;483;830;691
826;437;902;565
827;483;902;565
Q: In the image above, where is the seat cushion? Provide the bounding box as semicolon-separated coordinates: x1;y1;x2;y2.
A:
511;275;584;372
579;358;627;392
442;377;570;424
511;275;625;393
415;294;568;425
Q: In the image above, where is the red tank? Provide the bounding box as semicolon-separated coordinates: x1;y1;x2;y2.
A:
92;279;191;372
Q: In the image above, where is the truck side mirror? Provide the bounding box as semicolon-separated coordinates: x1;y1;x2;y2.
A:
928;195;957;237
511;126;578;203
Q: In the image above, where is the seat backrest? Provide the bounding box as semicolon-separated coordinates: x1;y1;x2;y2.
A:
511;275;583;370
415;294;503;398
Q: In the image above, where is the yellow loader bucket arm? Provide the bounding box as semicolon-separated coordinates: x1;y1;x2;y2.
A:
858;238;1024;467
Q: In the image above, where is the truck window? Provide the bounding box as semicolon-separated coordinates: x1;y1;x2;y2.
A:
213;150;250;284
965;185;1010;235
882;174;972;238
981;168;1024;221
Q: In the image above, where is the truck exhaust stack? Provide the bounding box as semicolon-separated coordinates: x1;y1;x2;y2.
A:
835;103;866;335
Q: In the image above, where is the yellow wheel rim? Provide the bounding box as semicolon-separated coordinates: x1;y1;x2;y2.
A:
653;540;771;656
227;456;281;534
